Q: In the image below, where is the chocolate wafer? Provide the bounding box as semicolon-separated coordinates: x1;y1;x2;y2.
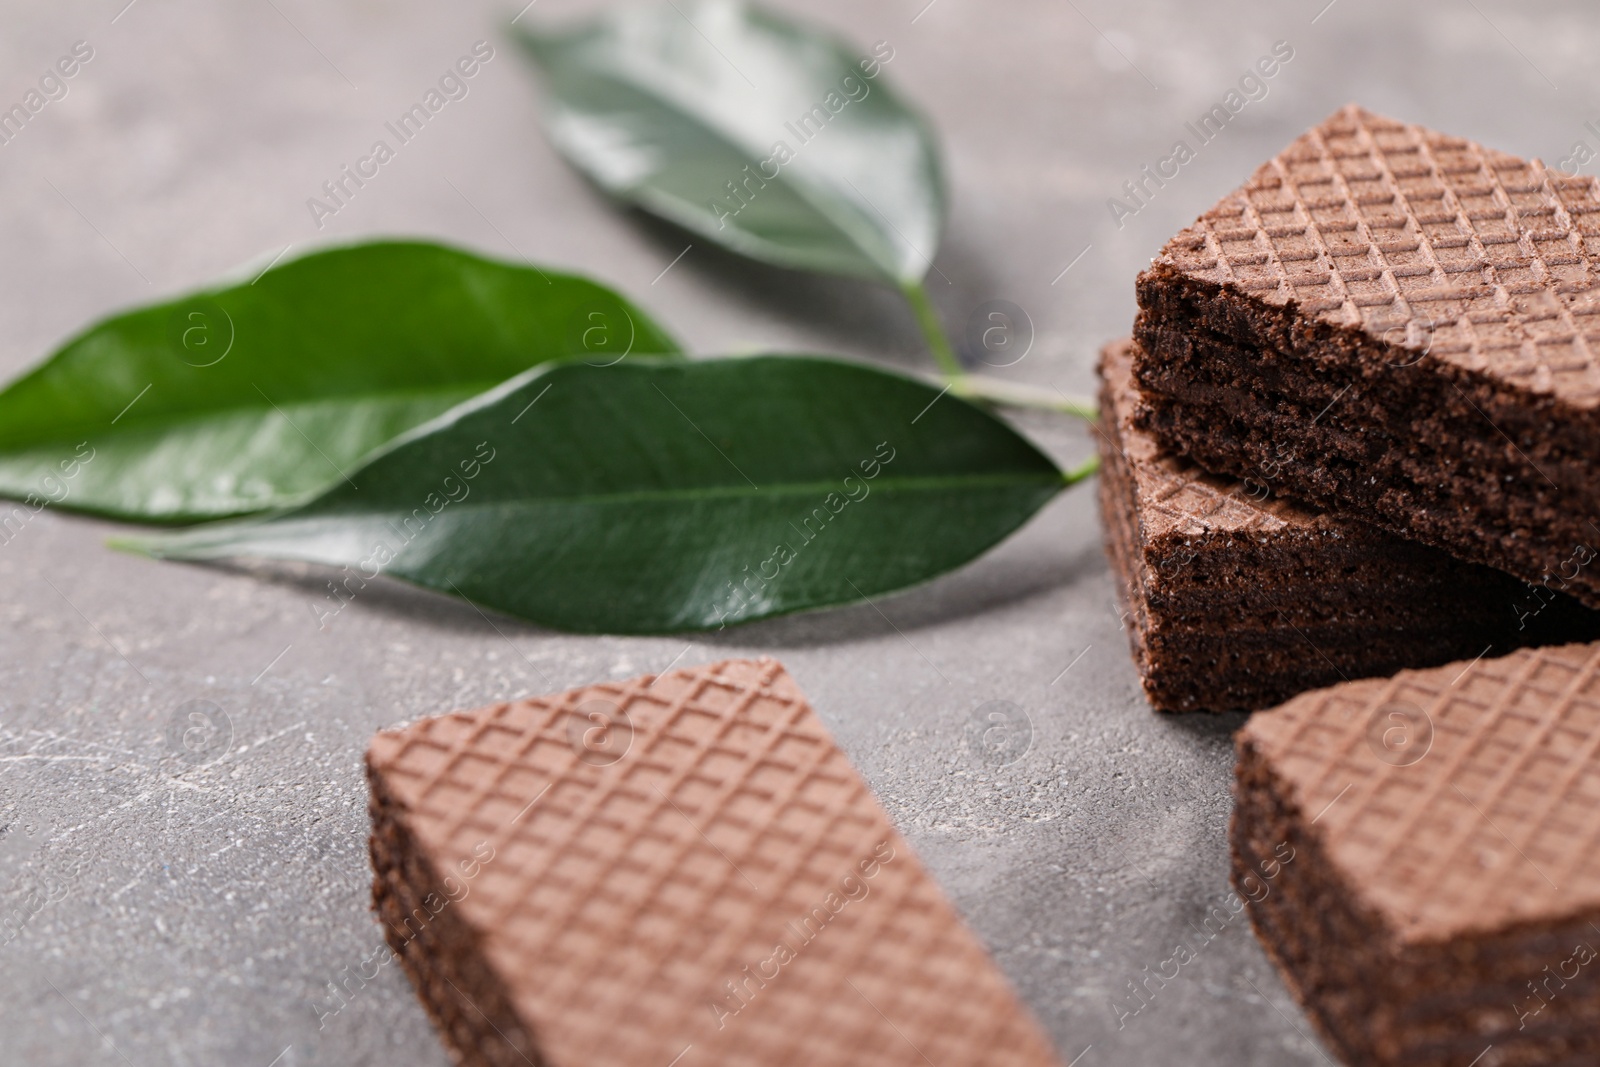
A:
1132;104;1600;609
1233;641;1600;1065
366;657;1060;1067
1098;336;1600;712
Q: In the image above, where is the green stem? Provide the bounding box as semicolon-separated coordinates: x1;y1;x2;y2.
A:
900;279;964;378
899;279;1099;423
946;375;1097;421
1062;454;1100;485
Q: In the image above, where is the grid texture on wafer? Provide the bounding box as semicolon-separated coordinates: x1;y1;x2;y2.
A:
1156;104;1600;406
366;657;1059;1067
1240;641;1600;943
1101;337;1324;539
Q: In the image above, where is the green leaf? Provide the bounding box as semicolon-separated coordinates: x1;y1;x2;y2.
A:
0;240;679;523
513;1;945;285
118;356;1063;634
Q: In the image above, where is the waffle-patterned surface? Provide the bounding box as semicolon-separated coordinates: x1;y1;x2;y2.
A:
1100;337;1323;539
1241;641;1600;943
367;658;1060;1067
1155;104;1600;406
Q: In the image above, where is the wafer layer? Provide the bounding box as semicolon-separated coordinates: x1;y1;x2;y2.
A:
1097;337;1599;711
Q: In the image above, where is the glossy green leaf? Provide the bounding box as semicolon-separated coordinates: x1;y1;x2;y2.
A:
513;1;945;285
0;240;679;523
119;356;1063;634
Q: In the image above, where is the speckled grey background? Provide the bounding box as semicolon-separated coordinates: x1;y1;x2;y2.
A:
0;1;1594;1063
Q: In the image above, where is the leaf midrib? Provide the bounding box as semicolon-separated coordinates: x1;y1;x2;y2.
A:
301;470;1063;518
543;51;896;280
0;378;501;453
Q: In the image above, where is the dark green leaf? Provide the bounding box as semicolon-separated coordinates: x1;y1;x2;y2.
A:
118;356;1063;634
0;240;679;523
513;1;944;285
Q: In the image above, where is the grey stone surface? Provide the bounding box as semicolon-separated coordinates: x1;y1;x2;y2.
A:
0;1;1593;1063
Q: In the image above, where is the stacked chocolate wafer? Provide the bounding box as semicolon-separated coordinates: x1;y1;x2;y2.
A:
1099;105;1600;713
1111;104;1600;1063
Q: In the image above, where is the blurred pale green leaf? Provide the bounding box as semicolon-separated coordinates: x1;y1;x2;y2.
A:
514;1;945;285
